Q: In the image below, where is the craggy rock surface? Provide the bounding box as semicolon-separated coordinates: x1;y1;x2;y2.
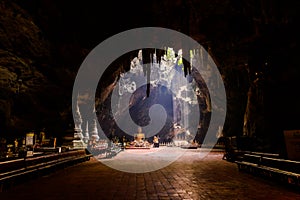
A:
0;0;299;152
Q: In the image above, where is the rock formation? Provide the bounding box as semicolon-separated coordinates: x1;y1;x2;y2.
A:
0;0;298;153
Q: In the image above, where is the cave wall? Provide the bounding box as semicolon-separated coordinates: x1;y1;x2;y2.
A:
0;0;76;137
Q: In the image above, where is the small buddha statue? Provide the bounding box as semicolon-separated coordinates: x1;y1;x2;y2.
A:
134;127;145;147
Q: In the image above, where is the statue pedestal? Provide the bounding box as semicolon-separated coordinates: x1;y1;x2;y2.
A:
73;139;86;149
73;128;86;149
173;139;188;147
125;127;151;148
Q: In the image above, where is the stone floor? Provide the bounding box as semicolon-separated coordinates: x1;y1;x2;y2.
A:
1;147;300;200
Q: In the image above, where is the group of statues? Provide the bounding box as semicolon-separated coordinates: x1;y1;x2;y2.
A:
126;127;159;148
73;47;213;147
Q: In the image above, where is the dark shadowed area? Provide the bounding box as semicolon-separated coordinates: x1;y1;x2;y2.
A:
0;0;299;154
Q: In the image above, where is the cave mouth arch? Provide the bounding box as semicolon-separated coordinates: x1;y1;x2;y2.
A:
73;27;226;173
98;47;211;145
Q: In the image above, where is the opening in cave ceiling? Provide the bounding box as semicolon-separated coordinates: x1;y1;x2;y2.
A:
109;47;211;143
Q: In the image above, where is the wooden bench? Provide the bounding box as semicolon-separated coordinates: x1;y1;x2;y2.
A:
236;153;300;187
242;151;280;158
261;157;300;174
242;154;262;164
0;149;92;192
0;159;25;174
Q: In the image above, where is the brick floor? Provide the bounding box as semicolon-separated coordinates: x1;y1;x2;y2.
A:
1;148;300;200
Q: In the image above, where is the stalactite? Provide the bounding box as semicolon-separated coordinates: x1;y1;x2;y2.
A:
182;50;191;77
142;49;152;66
142;49;153;97
146;64;151;97
156;48;165;66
